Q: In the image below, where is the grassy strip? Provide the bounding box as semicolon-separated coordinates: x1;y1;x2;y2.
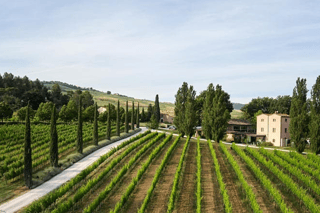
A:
138;135;181;213
232;144;293;213
110;134;173;213
207;140;232;213
24;130;152;213
274;150;320;181
167;136;190;213
196;137;201;213
219;143;261;213
259;148;320;196
246;147;320;213
82;133;167;213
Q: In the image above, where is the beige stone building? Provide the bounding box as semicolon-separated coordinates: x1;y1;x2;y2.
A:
256;112;291;147
160;113;174;124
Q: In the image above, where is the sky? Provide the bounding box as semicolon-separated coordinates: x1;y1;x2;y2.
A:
0;0;319;104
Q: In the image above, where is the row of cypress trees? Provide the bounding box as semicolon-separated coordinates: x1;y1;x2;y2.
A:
24;98;141;187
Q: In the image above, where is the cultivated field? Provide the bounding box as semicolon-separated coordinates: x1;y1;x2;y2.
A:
18;131;320;213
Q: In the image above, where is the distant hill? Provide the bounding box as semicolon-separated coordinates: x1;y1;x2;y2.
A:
42;81;245;117
42;81;175;116
233;103;245;110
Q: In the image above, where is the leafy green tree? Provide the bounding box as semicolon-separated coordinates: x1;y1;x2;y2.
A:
154;95;160;122
116;100;120;136
310;76;320;154
131;101;135;130
125;101;129;133
24;103;32;188
211;85;231;143
35;102;54;121
136;103;140;128
106;103;111;140
174;82;189;136
50;104;58;167
202;83;215;139
0;101;13;121
83;105;95;122
93;103;98;146
289;78;309;153
149;114;159;129
77;97;83;154
60;100;78;122
183;85;197;137
16;106;36;121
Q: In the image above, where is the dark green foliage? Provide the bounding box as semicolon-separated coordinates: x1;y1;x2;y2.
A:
174;82;197;137
16;106;36;121
77;97;83;154
93;103;98;146
116;100;120;136
289;78;309;153
50;84;69;109
211;85;231;142
50;104;58;167
136;103;140;128
202;83;215;139
71;90;94;109
131;101;135;130
125;101;129;133
106;103;111;140
154;94;160;122
24;103;32;188
59;100;78;122
0;101;13;121
147;104;153;122
310;76;320;154
141;107;145;122
83;105;95;122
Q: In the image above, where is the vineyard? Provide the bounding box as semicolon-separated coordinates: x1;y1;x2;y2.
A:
9;130;319;213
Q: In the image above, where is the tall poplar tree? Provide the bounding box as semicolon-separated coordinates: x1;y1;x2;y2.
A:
154;94;160;122
24;102;32;188
125;101;129;133
50;104;58;167
141;107;145;122
116;100;120;136
202;83;215;139
93;103;98;145
77;96;83;154
106;103;111;140
184;86;197;137
211;85;231;143
131;101;135;130
136;103;140;128
289;77;309;153
310;76;320;154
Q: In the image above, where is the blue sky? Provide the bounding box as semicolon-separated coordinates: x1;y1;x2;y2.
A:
0;0;319;104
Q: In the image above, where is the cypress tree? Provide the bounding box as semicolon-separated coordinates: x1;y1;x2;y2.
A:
93;103;98;145
184;85;197;137
202;83;215;139
125;101;129;133
116;100;120;136
24;102;32;188
131;101;135;130
141;107;145;122
136;103;140;128
310;76;320;154
77;96;83;154
211;85;231;143
106;103;111;140
174;82;189;137
50;104;58;167
154;94;160;122
289;77;309;153
147;104;153;122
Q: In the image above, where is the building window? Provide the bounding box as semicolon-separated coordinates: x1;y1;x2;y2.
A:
285;128;287;133
273;119;276;122
285;118;287;122
273;139;275;142
273;128;276;132
261;119;264;122
261;128;264;132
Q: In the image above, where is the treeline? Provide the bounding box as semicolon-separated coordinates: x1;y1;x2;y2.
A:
42;80;109;94
173;82;233;142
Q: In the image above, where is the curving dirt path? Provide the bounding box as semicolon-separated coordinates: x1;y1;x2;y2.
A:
0;128;147;213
